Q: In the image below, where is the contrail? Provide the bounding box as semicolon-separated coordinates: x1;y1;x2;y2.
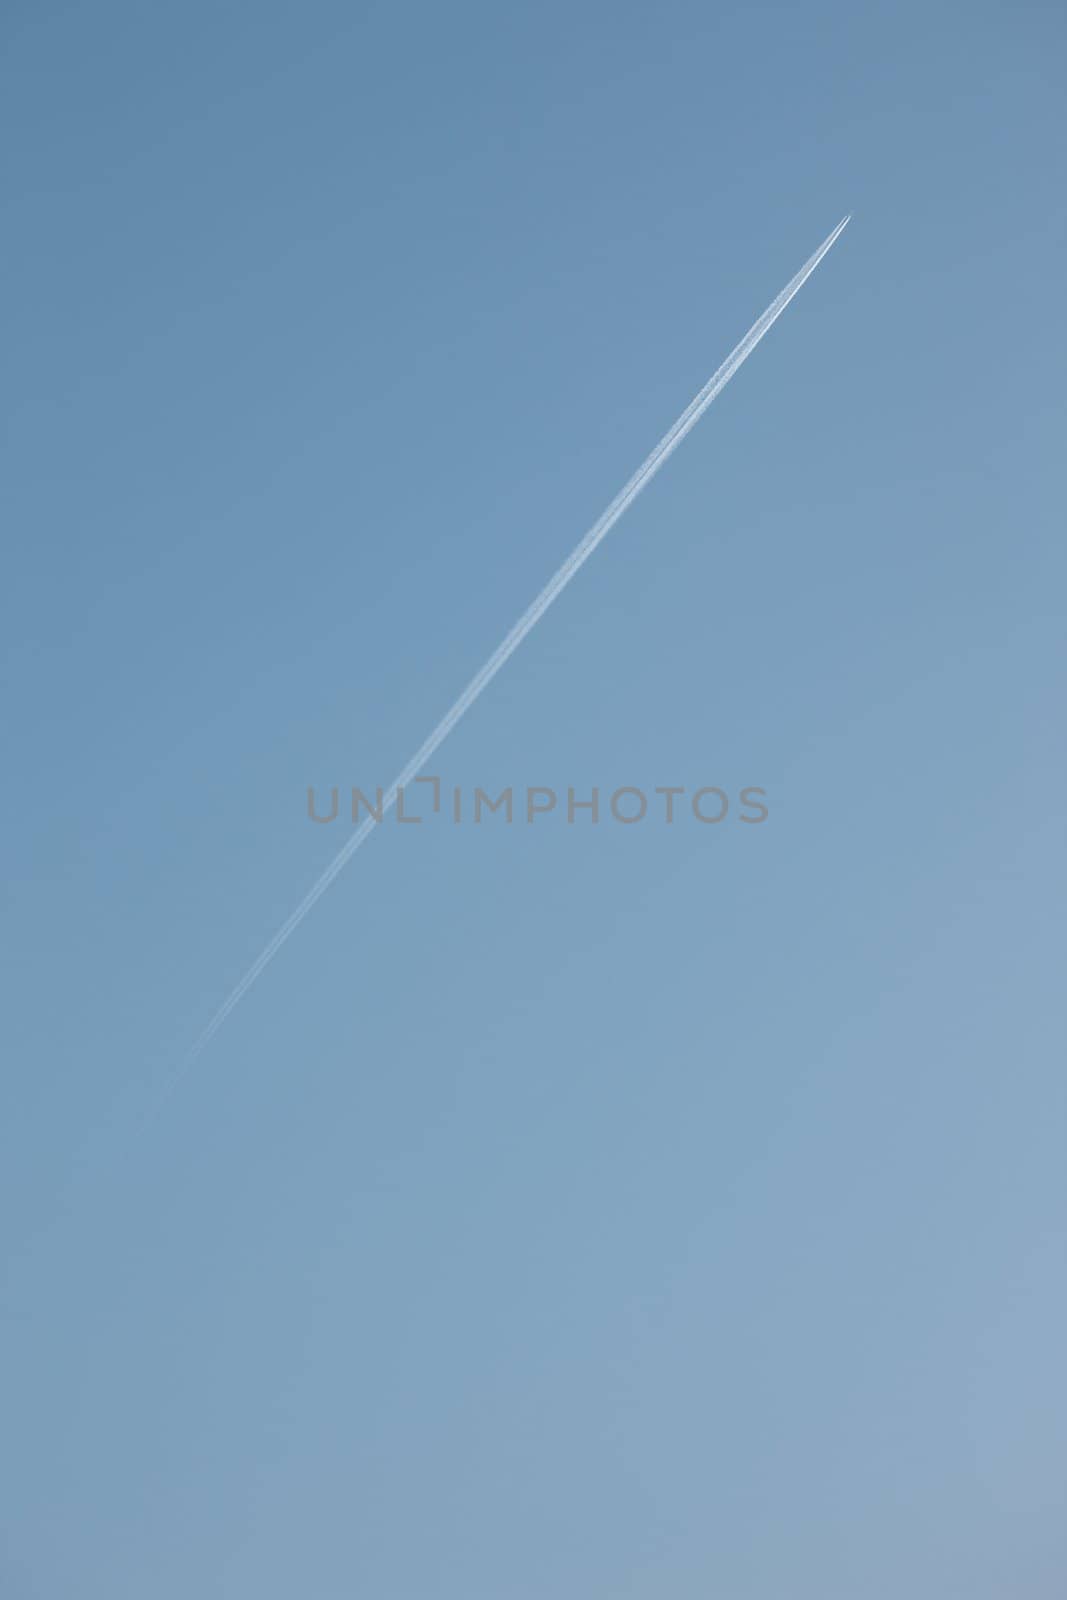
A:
181;216;849;1069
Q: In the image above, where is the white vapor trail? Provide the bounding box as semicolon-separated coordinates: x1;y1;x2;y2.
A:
182;216;849;1069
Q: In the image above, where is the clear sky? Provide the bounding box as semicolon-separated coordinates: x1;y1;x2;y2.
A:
2;2;1064;1595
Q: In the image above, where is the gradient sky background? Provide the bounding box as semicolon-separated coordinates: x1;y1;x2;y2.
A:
2;2;1065;1595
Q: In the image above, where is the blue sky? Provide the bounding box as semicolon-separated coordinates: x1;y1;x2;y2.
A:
2;2;1064;1595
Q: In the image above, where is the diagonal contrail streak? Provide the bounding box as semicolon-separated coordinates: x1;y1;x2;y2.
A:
181;216;849;1069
